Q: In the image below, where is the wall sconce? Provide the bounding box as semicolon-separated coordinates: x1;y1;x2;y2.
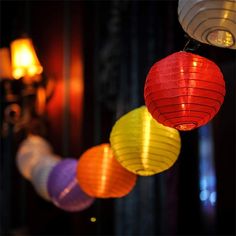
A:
0;37;54;137
10;38;43;80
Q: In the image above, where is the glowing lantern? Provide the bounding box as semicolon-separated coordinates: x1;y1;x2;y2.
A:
16;135;53;180
10;37;43;79
31;155;61;201
47;159;94;212
0;48;12;79
178;0;236;49
77;144;137;198
110;106;181;176
144;51;225;131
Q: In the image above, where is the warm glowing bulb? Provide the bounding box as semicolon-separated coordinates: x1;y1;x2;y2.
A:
10;38;43;79
193;61;197;67
90;217;96;222
207;30;234;47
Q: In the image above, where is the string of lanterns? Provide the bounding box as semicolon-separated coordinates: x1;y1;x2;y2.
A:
16;108;180;212
15;0;235;212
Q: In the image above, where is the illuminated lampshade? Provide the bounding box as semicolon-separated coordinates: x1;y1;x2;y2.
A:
77;144;137;198
31;155;61;201
144;51;225;131
10;37;43;79
47;159;94;212
0;48;12;79
110;106;181;176
178;0;236;49
16;135;53;180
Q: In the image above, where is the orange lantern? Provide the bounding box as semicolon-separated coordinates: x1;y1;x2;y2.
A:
77;144;137;198
144;51;225;131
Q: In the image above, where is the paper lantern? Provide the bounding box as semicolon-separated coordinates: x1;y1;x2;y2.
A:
178;0;236;49
77;144;137;198
144;51;225;131
47;159;94;212
16;135;53;180
110;106;181;176
31;155;61;201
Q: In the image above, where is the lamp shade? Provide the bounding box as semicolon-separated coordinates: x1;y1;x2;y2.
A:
10;37;43;79
16;135;53;180
47;159;94;212
178;0;236;49
31;155;61;201
77;144;137;198
0;48;12;79
144;51;225;131
110;106;181;176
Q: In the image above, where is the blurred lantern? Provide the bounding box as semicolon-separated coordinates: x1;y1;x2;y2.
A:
178;0;236;49
77;144;137;198
110;106;181;176
16;135;53;180
10;37;43;80
144;51;225;131
31;155;61;201
0;48;12;79
47;159;94;212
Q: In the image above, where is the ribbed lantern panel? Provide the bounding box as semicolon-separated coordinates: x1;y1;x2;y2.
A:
144;52;225;131
178;0;236;49
77;144;137;198
31;155;61;201
47;159;94;212
110;106;181;176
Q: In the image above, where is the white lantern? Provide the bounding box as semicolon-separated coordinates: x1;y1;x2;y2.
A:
31;155;61;201
16;135;53;180
178;0;236;49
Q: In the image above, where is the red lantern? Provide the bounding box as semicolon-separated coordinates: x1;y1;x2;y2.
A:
144;51;225;131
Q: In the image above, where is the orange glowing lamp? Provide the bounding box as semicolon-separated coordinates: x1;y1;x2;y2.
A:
10;38;43;80
77;144;137;198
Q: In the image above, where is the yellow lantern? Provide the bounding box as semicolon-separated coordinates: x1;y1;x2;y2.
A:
110;106;181;176
10;37;43;79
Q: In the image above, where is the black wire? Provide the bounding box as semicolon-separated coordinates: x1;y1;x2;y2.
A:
182;34;202;52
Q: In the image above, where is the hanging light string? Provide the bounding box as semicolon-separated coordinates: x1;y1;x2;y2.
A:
182;35;202;52
13;0;232;215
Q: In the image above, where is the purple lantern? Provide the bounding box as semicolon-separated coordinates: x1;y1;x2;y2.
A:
47;158;94;212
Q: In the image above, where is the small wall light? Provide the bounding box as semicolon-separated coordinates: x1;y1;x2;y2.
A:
10;37;43;80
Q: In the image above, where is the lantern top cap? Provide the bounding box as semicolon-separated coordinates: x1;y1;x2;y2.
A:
153;51;223;74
